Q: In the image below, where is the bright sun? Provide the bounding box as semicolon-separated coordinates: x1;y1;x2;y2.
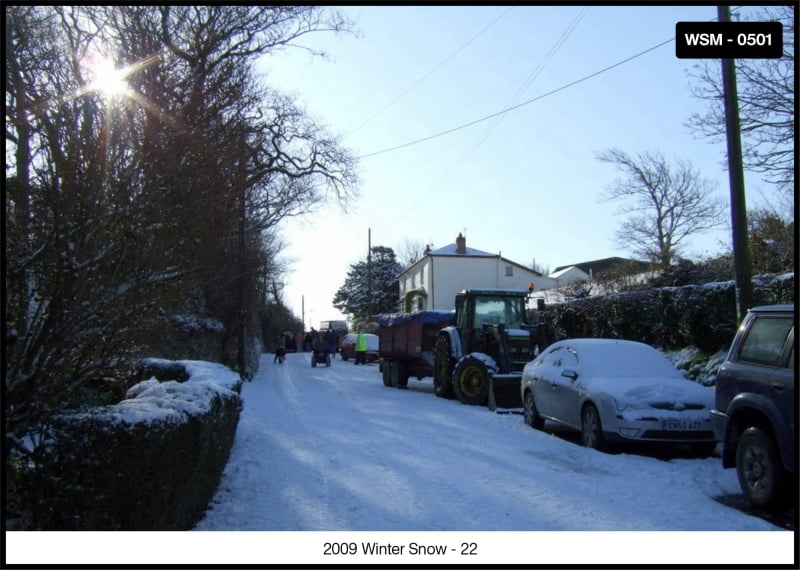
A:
83;52;130;99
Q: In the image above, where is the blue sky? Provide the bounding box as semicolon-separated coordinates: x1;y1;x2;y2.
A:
256;5;773;326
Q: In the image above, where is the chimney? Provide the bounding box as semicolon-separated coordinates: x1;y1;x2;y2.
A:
456;232;466;254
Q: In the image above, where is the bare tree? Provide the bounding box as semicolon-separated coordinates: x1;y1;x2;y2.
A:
4;5;357;435
685;6;794;195
596;148;727;270
396;237;430;269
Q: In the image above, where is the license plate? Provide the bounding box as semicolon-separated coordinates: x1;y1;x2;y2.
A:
663;419;702;431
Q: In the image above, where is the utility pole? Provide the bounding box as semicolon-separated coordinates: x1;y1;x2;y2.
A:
718;5;753;323
367;228;372;321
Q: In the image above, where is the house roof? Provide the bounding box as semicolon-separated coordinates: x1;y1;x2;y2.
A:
428;243;496;257
398;235;544;278
548;266;589;280
553;256;656;276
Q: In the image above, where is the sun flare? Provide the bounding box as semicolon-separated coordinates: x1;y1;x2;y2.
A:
82;52;130;99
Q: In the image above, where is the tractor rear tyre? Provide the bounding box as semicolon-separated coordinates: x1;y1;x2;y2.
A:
452;356;490;406
433;335;456;399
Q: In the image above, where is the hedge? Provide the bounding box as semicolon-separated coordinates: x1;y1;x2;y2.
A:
6;360;242;530
538;273;795;353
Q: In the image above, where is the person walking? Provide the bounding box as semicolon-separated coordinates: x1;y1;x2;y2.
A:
354;328;368;365
324;328;338;360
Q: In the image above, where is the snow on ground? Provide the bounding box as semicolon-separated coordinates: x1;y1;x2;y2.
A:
12;352;793;566
189;352;792;565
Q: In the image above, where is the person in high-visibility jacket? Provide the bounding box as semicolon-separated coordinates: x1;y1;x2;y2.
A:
354;329;368;365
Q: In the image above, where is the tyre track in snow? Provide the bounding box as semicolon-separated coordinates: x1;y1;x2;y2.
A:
298;358;434;530
196;353;341;529
314;364;525;530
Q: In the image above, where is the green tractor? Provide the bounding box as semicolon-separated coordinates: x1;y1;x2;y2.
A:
433;288;543;409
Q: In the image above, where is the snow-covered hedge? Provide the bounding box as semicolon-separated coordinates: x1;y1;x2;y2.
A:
539;273;794;353
7;360;242;530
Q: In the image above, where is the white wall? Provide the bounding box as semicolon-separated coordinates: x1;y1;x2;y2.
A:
400;256;556;311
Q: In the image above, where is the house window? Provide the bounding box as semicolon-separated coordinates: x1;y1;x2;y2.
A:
505;265;513;277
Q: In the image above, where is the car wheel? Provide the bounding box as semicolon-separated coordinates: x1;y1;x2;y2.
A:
433;335;456;399
523;390;544;430
581;404;607;452
736;426;788;510
452;356;490;406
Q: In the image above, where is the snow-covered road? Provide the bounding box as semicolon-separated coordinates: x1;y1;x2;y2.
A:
188;351;793;565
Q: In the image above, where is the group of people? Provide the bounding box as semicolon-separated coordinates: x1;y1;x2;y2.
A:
275;326;369;364
305;327;339;356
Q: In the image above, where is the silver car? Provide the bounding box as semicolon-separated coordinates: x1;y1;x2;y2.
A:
520;338;716;455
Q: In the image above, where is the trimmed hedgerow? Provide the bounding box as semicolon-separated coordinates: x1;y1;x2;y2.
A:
540;273;794;353
8;362;242;530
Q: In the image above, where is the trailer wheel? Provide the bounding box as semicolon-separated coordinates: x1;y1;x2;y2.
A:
391;360;408;388
433;335;456;399
452;356;489;406
382;361;392;387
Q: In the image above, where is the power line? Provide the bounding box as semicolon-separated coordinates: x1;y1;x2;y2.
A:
349;6;515;136
358;35;675;160
426;7;589;195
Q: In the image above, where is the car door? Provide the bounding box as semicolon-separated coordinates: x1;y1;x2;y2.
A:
531;346;563;418
772;329;795;459
549;346;582;427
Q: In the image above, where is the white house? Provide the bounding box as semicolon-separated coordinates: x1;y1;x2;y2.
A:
397;233;556;311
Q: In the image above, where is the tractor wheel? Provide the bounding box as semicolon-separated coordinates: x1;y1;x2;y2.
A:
382;361;392;387
311;357;317;368
452;356;490;406
433;335;456;399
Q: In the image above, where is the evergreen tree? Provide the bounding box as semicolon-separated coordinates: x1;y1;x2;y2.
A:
333;246;402;320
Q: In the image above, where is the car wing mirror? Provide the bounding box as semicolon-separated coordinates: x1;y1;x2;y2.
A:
561;369;578;380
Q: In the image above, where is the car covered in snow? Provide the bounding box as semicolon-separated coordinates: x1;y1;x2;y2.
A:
520;338;716;455
339;333;380;362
